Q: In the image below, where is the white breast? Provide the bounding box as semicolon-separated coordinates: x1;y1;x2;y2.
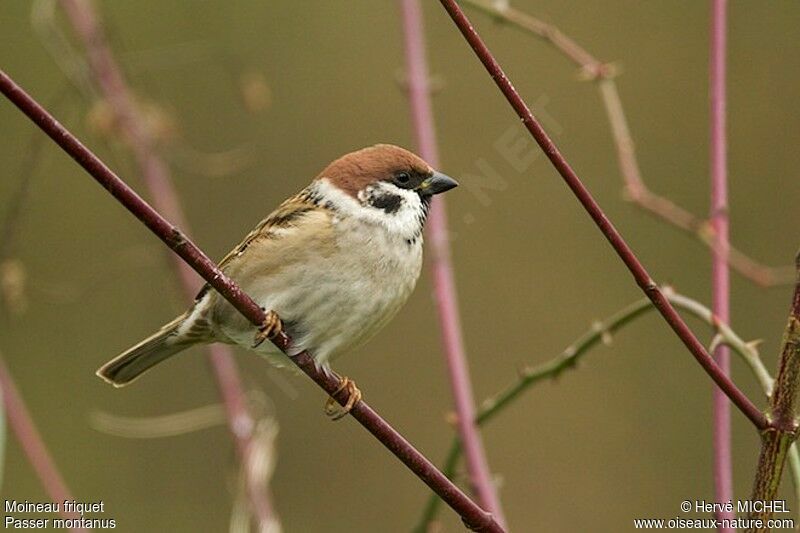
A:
296;215;423;364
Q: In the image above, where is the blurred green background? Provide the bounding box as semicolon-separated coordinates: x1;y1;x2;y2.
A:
1;1;799;531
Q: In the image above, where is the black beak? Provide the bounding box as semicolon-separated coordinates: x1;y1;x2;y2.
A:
416;171;459;196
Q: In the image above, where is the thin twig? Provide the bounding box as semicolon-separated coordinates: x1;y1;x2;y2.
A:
747;254;800;532
438;0;767;430
462;0;603;72
461;0;795;287
415;289;793;530
54;0;277;529
0;352;86;531
399;0;505;526
709;1;733;527
0;70;503;533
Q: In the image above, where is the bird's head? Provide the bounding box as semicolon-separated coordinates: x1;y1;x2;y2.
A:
314;144;458;238
314;144;458;239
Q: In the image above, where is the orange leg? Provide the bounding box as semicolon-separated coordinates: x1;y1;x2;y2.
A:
252;310;283;348
324;376;362;421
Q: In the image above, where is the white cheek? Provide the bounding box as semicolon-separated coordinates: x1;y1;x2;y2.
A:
365;183;425;235
313;179;426;240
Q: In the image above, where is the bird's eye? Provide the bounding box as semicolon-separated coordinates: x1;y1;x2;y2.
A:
394;172;411;186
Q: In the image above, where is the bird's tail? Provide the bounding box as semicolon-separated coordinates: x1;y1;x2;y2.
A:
97;312;202;387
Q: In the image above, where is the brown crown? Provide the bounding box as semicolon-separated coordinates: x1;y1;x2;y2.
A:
317;144;433;198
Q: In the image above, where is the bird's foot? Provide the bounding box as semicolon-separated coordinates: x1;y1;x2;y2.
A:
253;310;283;348
324;376;362;421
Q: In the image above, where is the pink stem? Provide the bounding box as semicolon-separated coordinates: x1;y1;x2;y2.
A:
399;0;506;527
710;0;733;528
56;0;276;527
0;356;87;531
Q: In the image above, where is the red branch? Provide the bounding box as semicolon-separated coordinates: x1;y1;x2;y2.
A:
0;70;503;533
399;0;505;526
437;0;767;431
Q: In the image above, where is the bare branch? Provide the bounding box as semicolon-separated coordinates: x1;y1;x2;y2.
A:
437;0;767;430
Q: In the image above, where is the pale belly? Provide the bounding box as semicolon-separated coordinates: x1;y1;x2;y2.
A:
209;228;423;369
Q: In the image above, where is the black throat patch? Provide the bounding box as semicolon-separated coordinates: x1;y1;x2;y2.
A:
370;192;403;214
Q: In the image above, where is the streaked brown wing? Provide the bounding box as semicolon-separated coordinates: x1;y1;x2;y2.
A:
194;186;330;301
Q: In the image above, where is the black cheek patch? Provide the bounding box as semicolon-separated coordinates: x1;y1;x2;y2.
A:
370;193;403;214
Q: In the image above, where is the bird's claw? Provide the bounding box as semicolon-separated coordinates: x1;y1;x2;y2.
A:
253;310;283;348
324;376;362;421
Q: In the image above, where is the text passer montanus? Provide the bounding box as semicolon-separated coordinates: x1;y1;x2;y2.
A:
97;144;458;418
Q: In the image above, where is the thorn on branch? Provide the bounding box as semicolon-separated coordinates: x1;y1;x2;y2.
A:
746;339;764;353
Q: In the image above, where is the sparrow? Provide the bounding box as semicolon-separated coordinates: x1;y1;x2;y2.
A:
97;144;458;418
